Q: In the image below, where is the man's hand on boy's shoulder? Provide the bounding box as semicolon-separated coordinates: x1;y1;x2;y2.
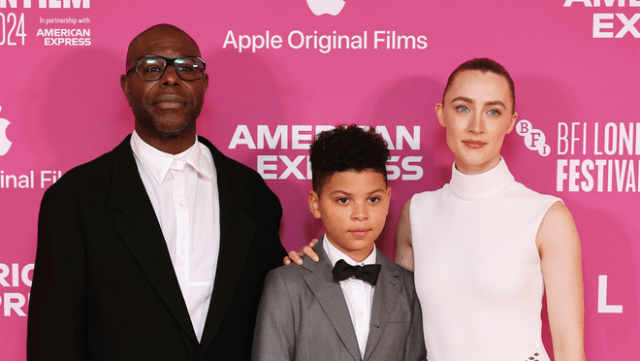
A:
283;239;320;265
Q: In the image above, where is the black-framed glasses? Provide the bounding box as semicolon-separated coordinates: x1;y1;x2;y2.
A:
126;55;206;81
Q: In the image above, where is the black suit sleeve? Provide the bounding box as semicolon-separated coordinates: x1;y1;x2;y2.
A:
239;169;288;359
202;153;288;361
27;183;87;361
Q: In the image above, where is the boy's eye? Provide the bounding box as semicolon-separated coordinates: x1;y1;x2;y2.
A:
368;197;380;203
336;197;349;204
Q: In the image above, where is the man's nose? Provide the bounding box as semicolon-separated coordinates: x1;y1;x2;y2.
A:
160;65;181;85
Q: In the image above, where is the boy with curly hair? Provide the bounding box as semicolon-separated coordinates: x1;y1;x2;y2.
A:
252;125;426;361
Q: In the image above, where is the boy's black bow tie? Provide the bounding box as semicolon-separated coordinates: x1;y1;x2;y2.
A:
332;259;381;285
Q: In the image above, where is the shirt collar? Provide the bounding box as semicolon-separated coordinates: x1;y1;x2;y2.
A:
130;130;213;184
323;234;377;267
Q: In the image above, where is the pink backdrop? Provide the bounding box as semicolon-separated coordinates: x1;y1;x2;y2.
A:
1;0;638;359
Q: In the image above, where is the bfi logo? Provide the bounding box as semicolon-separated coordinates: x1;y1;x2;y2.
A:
516;119;551;157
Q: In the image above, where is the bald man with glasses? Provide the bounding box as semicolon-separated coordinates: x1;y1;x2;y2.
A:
27;24;286;361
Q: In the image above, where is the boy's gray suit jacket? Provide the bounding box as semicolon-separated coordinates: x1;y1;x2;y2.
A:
252;237;427;361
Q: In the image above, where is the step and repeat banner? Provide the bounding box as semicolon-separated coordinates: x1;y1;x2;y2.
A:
0;0;638;359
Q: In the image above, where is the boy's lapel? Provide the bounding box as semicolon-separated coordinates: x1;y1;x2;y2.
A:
363;249;402;361
301;238;363;361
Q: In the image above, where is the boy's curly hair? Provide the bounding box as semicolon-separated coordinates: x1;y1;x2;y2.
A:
310;124;390;194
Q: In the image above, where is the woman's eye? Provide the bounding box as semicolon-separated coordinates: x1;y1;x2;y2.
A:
456;106;469;113
488;109;501;116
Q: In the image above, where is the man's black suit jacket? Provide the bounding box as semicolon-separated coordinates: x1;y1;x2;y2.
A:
27;135;287;361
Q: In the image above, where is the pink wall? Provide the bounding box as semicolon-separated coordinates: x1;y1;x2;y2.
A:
1;0;638;359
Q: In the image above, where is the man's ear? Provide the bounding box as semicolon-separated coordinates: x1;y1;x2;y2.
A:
120;74;133;107
202;73;209;91
308;190;322;219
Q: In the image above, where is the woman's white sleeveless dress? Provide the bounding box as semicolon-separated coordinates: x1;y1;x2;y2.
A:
410;159;559;361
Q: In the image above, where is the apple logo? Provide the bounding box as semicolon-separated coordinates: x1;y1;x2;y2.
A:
0;107;12;156
306;0;345;16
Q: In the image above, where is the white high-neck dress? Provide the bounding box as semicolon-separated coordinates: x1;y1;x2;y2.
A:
410;159;559;361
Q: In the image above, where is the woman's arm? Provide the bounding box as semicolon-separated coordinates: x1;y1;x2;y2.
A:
537;201;585;361
395;199;415;272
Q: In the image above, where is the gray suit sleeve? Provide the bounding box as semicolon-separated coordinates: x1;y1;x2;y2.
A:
402;281;427;361
252;270;296;361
